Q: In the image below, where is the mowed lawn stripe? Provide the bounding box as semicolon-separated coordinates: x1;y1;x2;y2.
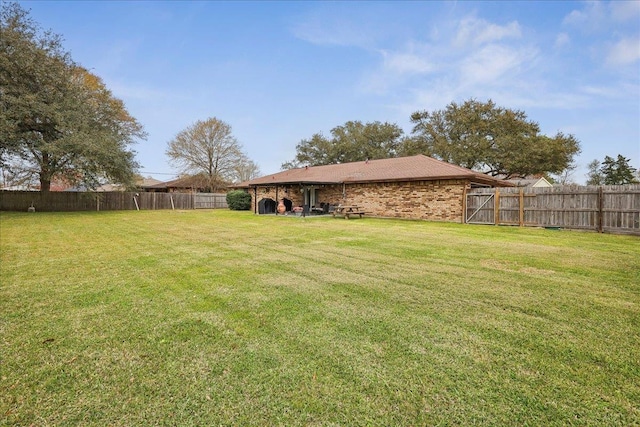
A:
1;210;638;426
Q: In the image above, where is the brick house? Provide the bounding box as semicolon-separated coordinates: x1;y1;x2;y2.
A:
236;155;511;222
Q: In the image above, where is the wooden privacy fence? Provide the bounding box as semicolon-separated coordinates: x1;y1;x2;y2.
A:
466;185;640;235
194;193;228;209
0;191;228;212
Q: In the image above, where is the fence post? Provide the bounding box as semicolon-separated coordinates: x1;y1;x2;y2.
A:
255;187;259;213
494;188;500;225
519;188;524;227
462;185;467;224
598;186;603;233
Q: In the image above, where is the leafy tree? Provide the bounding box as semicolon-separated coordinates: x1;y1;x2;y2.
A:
408;99;581;178
282;120;405;169
586;155;638;185
585;159;604;185
0;3;145;192
599;155;639;185
166;117;255;191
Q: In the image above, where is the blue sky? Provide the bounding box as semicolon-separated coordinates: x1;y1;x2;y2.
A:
21;0;640;183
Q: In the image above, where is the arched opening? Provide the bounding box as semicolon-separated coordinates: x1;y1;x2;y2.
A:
258;198;276;214
282;198;293;212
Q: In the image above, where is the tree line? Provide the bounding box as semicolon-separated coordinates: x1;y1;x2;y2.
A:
282;99;638;185
2;3;636;192
586;155;639;185
283;99;583;181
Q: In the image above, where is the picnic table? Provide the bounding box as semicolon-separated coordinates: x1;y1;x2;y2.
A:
332;205;367;219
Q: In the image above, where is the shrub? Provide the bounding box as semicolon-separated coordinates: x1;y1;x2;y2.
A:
226;190;251;210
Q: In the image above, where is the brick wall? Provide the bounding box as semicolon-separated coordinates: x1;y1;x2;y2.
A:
250;187;303;213
343;180;467;222
248;179;468;222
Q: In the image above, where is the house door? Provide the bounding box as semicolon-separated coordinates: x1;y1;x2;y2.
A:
303;187;316;207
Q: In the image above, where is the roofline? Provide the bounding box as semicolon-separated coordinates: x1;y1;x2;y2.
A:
344;174;474;184
240;181;338;188
236;175;513;188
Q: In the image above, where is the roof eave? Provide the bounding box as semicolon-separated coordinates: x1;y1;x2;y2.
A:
344;174;507;186
245;180;341;187
240;175;512;187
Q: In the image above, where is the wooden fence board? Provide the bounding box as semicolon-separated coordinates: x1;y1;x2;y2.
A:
194;193;228;209
466;184;640;236
0;191;227;212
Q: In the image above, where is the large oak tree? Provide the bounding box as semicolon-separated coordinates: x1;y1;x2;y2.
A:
408;99;581;178
0;3;145;192
282;120;405;169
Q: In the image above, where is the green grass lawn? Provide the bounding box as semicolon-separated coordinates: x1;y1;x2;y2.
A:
1;210;638;426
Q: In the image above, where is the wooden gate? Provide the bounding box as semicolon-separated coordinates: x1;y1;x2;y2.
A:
194;193;228;209
465;191;495;225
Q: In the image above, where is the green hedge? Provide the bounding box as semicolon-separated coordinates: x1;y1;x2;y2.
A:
226;190;251;210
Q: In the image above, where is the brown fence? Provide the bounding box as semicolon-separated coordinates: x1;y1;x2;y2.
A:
466;185;640;235
194;193;228;209
0;191;228;212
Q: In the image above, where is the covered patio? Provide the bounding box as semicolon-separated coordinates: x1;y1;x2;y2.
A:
250;180;341;216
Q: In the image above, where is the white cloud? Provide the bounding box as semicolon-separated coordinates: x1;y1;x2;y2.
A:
290;7;389;49
454;17;521;47
460;44;537;85
555;32;570;49
358;42;443;94
360;15;532;95
609;0;640;23
496;90;591;110
563;8;589;26
410;82;461;112
581;84;626;98
562;1;607;30
563;1;639;31
292;18;373;47
381;50;434;75
606;37;640;66
326;4;634;124
561;2;639;73
379;41;438;76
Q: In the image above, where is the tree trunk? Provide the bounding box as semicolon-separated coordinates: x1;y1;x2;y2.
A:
40;155;51;192
40;176;51;192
